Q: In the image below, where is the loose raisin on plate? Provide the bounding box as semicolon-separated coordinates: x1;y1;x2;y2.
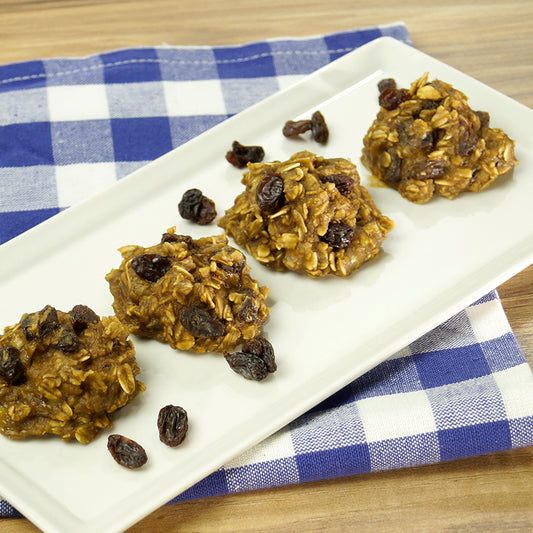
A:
180;306;226;338
70;304;99;335
226;140;265;168
241;336;277;373
157;405;188;447
131;253;172;282
310;110;329;144
0;346;25;385
256;173;285;215
282;110;329;144
224;351;269;381
282;119;312;138
107;434;147;469
178;188;217;225
224;336;276;380
320;222;354;250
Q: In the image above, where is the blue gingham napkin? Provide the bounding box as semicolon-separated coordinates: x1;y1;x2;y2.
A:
1;22;533;517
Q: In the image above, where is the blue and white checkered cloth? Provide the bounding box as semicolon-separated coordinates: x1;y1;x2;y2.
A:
1;22;533;518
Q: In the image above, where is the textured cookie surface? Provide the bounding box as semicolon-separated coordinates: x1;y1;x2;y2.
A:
219;151;394;278
361;74;518;203
106;231;269;353
0;305;144;444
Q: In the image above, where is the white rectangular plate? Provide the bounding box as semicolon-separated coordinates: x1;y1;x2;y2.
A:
0;36;532;533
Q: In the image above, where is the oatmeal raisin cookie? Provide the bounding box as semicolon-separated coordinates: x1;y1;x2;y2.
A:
361;73;518;203
106;231;269;353
218;151;394;278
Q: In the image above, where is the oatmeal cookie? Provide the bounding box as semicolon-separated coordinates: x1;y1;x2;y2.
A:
361;73;518;203
0;305;144;444
106;231;269;353
218;151;394;278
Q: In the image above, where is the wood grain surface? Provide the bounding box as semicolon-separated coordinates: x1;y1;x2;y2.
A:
0;1;531;531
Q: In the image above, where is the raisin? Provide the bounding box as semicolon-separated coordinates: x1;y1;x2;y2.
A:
378;87;411;110
236;294;259;323
38;306;60;337
320;173;354;196
22;306;60;341
282;119;312;138
157;405;188;447
0;346;25;385
421;99;441;111
225;140;265;168
224;351;268;381
161;232;194;248
413;160;447;180
378;78;397;94
178;188;217;225
131;253;172;282
320;222;354;250
56;326;80;353
21;312;39;341
256;173;285;215
419;130;437;152
70;304;99;335
180;306;225;338
382;152;403;188
282;110;329;144
475;110;490;130
216;260;245;276
310;111;329;144
457;121;479;157
241;337;277;373
107;434;147;469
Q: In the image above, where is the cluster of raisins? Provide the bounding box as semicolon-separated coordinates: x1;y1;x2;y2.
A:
224;336;276;382
0;304;100;387
107;337;275;469
182;110;330;228
107;103;334;468
282;110;329;144
107;404;189;469
23;304;97;355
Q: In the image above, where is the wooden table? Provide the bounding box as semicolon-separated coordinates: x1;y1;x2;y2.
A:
0;1;532;531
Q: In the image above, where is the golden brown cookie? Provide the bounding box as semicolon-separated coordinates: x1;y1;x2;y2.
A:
0;305;144;444
106;231;269;353
218;151;394;278
361;73;518;203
